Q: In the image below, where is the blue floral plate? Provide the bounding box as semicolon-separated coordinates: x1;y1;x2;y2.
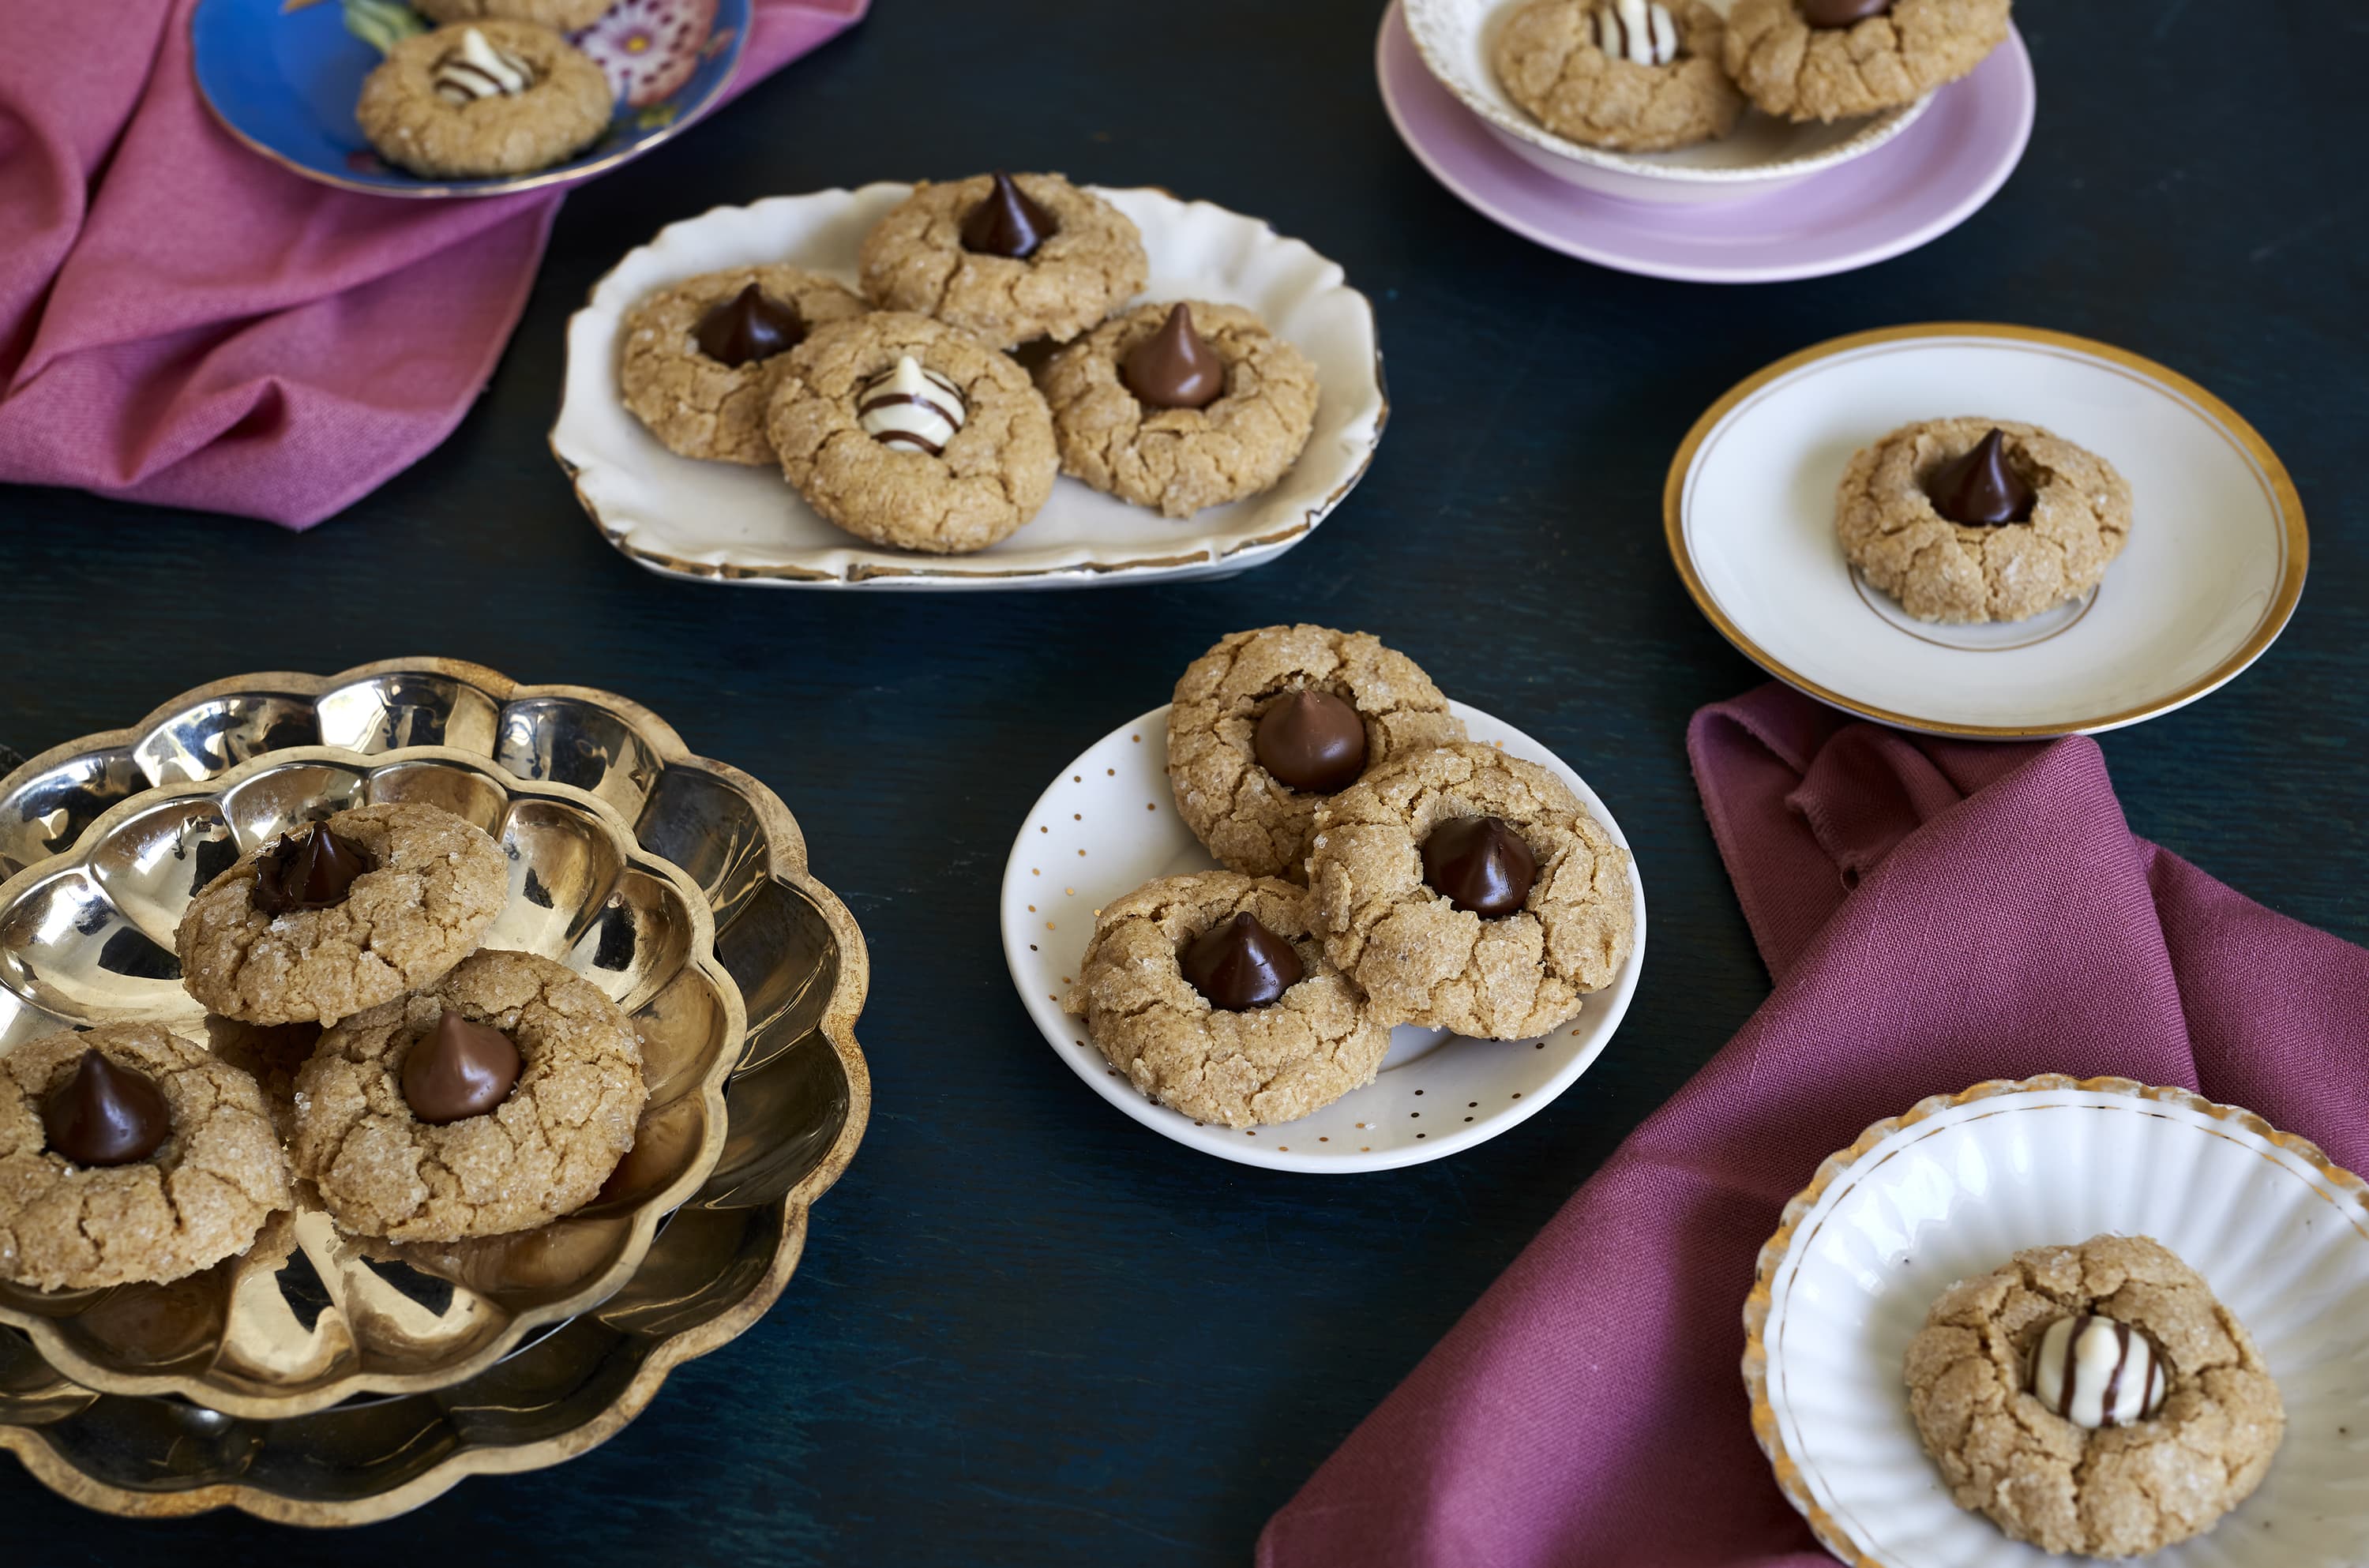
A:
190;0;748;198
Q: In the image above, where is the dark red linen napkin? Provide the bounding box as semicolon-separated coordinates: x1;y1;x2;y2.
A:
0;0;864;526
1258;682;2369;1567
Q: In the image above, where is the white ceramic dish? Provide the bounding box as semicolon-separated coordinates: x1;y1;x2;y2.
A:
1666;324;2308;737
553;185;1384;590
1402;0;1930;205
1000;702;1646;1173
1746;1076;2369;1568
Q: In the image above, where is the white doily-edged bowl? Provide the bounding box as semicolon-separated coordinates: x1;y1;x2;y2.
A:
554;184;1384;590
1000;702;1646;1172
1403;0;1932;205
1746;1076;2369;1568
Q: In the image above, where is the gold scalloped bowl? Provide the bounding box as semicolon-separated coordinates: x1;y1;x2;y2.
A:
0;747;744;1420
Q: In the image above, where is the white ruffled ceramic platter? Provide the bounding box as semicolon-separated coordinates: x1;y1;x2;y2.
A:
1402;0;1932;204
553;185;1385;590
999;703;1646;1173
1666;324;2308;737
1746;1077;2369;1568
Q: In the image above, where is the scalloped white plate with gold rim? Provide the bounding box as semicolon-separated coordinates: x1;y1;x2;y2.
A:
554;184;1385;590
1666;324;2309;737
1744;1076;2369;1568
999;702;1645;1172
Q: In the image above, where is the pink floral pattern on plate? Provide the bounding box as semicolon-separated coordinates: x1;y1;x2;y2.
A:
572;0;719;108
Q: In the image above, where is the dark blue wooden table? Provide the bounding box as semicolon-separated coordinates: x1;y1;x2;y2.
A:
2;2;2360;1562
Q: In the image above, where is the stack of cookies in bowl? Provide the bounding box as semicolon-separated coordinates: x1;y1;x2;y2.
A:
1;801;648;1296
1066;625;1639;1134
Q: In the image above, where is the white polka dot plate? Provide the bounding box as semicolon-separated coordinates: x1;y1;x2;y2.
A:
1666;324;2308;737
1745;1077;2369;1568
999;703;1646;1172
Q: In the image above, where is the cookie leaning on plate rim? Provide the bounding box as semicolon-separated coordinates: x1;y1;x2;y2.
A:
1402;0;1943;204
554;182;1384;588
1001;641;1646;1174
1746;1077;2369;1567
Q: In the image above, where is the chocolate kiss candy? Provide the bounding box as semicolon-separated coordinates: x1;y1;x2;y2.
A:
694;283;805;368
1422;816;1538;919
1928;428;2036;526
253;823;374;915
402;1010;522;1126
959;171;1057;259
1253;690;1368;794
1180;912;1305;1011
43;1050;171;1167
1800;0;1892;25
1121;303;1226;411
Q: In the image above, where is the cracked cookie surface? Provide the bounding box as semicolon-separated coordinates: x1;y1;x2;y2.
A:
1723;0;2010;122
619;265;870;465
1037;302;1321;518
1066;872;1391;1128
766;310;1057;553
858;173;1148;348
355;21;614;180
1903;1234;2284;1557
1492;0;1743;152
177;802;509;1027
0;1024;290;1291
1168;625;1466;883
290;949;647;1243
1838;416;2132;623
1306;741;1635;1040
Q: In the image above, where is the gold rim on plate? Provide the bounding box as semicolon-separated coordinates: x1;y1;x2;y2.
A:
1740;1074;2369;1568
1662;322;2311;739
550;186;1389;588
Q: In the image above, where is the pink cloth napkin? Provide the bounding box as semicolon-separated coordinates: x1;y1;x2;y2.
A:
1260;684;2369;1568
0;0;865;527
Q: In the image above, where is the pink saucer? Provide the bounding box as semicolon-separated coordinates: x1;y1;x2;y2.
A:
1375;1;2035;283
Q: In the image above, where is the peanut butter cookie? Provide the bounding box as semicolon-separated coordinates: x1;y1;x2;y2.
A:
1838;416;2132;623
766;309;1057;553
0;1025;290;1291
176;803;509;1027
355;21;613;180
1492;0;1744;152
414;0;612;30
289;949;647;1243
618;265;870;466
1306;742;1635;1041
858;172;1148;348
1066;872;1391;1129
1904;1234;2284;1557
1036;301;1322;518
1724;0;2011;122
1168;626;1467;883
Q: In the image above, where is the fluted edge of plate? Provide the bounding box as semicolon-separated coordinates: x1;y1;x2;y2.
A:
1738;1075;2369;1568
0;657;871;1522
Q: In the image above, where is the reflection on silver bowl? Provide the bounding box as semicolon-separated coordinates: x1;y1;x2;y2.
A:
0;659;869;1521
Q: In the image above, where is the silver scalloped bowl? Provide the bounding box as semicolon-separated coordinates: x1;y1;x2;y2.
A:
0;746;744;1418
0;660;869;1519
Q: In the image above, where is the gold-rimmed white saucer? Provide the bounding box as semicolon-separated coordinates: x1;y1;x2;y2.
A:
1665;323;2308;738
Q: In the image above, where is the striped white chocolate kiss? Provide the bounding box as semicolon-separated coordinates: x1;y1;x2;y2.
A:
1587;0;1679;66
2031;1315;2167;1430
434;28;534;104
857;356;965;456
